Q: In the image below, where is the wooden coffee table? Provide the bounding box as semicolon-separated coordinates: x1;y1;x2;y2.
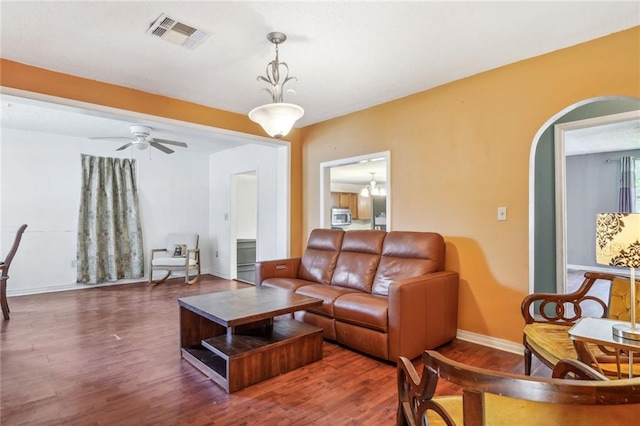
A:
178;286;323;393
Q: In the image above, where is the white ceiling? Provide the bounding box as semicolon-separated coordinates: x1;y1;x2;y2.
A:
0;94;260;154
1;1;638;181
331;157;387;185
565;118;640;156
1;1;638;128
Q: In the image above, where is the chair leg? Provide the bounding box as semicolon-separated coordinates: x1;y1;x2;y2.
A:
524;345;532;375
150;270;171;286
1;278;9;320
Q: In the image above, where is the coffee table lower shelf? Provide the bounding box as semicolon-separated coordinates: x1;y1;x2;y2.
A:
181;319;323;393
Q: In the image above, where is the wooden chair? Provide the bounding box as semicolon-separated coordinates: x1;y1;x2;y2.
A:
1;224;28;320
397;350;640;426
521;271;640;378
149;233;200;285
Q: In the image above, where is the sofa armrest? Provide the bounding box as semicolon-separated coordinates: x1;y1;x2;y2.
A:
255;257;302;285
388;271;459;361
520;272;617;325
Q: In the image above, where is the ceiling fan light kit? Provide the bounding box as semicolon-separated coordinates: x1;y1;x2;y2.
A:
248;32;304;139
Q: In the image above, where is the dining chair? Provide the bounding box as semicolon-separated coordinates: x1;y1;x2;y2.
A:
1;224;28;320
397;350;640;426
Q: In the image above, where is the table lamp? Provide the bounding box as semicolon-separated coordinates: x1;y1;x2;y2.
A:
596;213;640;341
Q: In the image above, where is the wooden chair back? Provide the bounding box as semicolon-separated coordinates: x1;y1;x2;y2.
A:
1;224;28;278
397;350;640;426
1;224;28;320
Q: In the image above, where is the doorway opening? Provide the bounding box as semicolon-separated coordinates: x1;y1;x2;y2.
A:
554;110;640;293
319;151;391;231
230;171;257;284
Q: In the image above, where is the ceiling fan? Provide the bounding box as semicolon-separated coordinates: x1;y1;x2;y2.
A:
92;125;188;154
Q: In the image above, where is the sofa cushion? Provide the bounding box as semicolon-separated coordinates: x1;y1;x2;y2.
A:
262;278;314;292
372;231;445;296
297;229;344;285
295;284;359;317
331;230;386;292
334;292;388;332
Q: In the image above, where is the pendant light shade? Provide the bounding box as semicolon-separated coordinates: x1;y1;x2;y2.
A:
248;32;304;139
248;103;304;140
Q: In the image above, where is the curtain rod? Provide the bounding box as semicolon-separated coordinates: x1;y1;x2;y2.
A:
606;156;636;162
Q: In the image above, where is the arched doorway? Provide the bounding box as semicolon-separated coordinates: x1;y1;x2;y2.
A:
529;96;640;295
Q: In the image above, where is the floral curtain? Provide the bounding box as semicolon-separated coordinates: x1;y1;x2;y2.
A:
77;154;144;284
619;156;636;213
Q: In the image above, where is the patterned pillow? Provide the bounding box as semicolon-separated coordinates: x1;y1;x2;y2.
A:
172;244;187;257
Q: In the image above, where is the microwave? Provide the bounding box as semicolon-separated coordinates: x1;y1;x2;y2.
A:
331;208;352;226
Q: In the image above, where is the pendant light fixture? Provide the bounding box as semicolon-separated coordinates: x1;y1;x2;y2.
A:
360;172;387;197
248;32;304;139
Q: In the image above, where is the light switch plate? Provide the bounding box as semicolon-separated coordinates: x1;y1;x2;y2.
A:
497;207;507;221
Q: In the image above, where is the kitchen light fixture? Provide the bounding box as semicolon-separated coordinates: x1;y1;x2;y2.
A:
596;213;640;340
360;172;387;197
248;32;304;139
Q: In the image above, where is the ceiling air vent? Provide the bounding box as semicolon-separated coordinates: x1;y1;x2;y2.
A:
146;13;209;50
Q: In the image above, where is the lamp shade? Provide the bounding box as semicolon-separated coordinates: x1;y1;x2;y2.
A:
596;213;640;268
248;103;304;139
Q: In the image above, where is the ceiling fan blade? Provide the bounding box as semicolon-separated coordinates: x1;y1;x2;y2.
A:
150;141;175;154
153;138;188;148
116;142;133;151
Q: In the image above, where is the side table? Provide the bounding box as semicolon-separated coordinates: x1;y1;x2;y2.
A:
569;317;640;379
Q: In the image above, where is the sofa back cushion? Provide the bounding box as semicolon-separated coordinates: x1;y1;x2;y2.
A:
372;231;445;296
331;230;386;292
298;229;345;285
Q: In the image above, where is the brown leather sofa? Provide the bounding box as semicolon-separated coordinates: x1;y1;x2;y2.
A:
256;228;459;361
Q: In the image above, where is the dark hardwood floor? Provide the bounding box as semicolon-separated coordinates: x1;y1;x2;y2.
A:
1;275;550;425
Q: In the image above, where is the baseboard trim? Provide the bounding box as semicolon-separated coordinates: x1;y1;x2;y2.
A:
8;268;214;297
8;278;147;297
455;329;524;356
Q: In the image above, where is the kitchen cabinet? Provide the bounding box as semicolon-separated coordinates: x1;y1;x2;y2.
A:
331;192;359;218
331;192;340;209
357;195;371;220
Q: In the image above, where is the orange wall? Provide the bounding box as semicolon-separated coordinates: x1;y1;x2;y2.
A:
0;58;304;256
301;27;640;344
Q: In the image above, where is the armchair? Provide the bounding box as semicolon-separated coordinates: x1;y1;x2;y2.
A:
397;350;640;426
521;271;640;378
149;233;200;285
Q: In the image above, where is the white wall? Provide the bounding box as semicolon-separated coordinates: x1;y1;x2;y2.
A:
1;128;210;295
209;144;289;279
